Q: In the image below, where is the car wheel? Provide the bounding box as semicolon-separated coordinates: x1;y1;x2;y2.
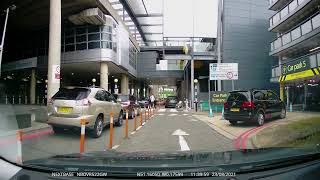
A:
280;108;286;119
115;111;123;126
256;112;265;126
52;126;64;133
92;115;104;138
229;121;237;125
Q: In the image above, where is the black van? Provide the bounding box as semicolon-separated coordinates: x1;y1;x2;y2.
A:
224;89;286;126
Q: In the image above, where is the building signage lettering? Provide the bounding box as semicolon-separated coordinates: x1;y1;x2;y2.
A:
211;91;229;104
282;59;309;75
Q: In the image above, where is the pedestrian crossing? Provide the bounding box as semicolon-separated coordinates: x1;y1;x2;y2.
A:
157;108;190;113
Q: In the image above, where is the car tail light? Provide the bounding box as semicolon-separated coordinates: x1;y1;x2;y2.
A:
224;102;229;109
76;99;92;106
242;101;255;108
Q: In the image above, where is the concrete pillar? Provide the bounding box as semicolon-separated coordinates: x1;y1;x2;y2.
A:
30;68;36;104
100;62;109;90
280;82;284;101
286;86;290;108
121;74;129;95
47;0;61;102
191;59;194;108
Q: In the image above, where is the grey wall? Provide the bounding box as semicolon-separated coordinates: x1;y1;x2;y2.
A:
221;0;278;91
137;52;183;79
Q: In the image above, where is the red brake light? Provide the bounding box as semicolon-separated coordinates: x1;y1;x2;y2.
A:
242;101;255;108
224;102;229;109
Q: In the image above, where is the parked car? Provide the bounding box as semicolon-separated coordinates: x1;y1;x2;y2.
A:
224;89;286;126
47;87;123;138
165;96;178;108
138;97;149;108
115;94;141;119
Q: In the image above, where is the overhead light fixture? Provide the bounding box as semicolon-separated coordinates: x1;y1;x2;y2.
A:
21;78;28;82
6;75;13;80
71;73;74;76
309;46;320;52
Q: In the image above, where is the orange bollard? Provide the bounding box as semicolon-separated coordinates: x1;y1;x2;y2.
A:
144;108;147;123
109;112;113;149
134;109;137;131
140;109;143;126
80;119;86;153
16;130;23;164
125;109;129;139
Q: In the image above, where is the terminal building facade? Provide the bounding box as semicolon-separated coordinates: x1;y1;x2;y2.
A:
269;0;320;111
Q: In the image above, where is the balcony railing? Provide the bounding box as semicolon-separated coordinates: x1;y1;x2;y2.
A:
269;0;279;6
270;13;320;52
269;0;307;28
271;51;320;78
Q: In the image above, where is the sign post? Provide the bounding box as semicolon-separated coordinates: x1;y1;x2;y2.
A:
210;63;238;90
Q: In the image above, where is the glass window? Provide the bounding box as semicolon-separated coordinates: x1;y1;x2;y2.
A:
270;42;274;51
101;26;112;33
280;7;288;19
273;13;280;24
65;29;74;37
76;35;86;43
289;0;298;12
291;26;301;40
274;38;282;49
269;18;273;26
53;88;91;100
310;54;317;68
227;91;250;102
312;14;320;29
76;43;87;50
95;91;105;101
113;42;117;52
317;53;320;66
88;42;100;49
301;20;312;35
298;0;305;5
282;33;291;45
254;91;266;100
101;33;112;41
88;26;100;33
267;91;279;101
101;41;112;49
65;44;75;52
76;27;86;35
88;33;100;41
65;37;75;44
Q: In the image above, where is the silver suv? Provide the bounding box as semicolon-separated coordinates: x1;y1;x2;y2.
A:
47;87;123;138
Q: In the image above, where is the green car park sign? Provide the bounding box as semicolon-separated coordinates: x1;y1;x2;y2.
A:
211;91;229;105
282;58;309;75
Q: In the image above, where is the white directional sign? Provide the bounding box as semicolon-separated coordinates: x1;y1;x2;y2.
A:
210;63;238;80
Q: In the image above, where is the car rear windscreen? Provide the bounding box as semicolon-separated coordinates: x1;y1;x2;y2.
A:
227;91;250;102
167;96;177;100
53;88;90;100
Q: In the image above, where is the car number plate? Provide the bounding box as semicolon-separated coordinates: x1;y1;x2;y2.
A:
230;108;240;112
58;107;73;113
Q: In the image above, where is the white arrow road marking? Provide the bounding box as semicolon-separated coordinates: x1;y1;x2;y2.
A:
172;129;190;151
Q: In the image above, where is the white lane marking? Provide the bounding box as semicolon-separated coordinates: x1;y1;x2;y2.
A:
131;131;136;135
172;129;190;151
142;122;146;126
158;109;166;112
183;114;188;116
112;145;120;149
170;109;178;113
168;114;177;116
157;113;165;116
136;126;142;130
189;119;198;122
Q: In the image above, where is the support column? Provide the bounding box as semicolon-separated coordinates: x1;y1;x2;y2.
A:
121;74;129;95
280;82;284;101
191;60;194;108
100;62;109;90
30;68;36;104
47;0;61;102
286;86;290;108
304;83;308;110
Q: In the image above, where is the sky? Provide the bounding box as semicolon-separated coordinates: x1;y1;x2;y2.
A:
163;0;218;38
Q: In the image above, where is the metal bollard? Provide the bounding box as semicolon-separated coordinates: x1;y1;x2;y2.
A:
25;96;27;104
125;109;129;139
109;112;113;149
80;119;86;153
19;96;21;104
5;95;8;104
144;108;147;124
134;109;137;131
42;97;45;104
140;109;143;126
37;96;40;104
16;130;23;164
12;96;15;104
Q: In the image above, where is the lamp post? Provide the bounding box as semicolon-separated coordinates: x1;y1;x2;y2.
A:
194;79;198;112
92;78;96;88
114;78;118;94
0;4;16;76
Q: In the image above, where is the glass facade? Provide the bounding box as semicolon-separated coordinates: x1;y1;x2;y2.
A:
129;41;137;69
62;24;116;52
270;13;320;51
